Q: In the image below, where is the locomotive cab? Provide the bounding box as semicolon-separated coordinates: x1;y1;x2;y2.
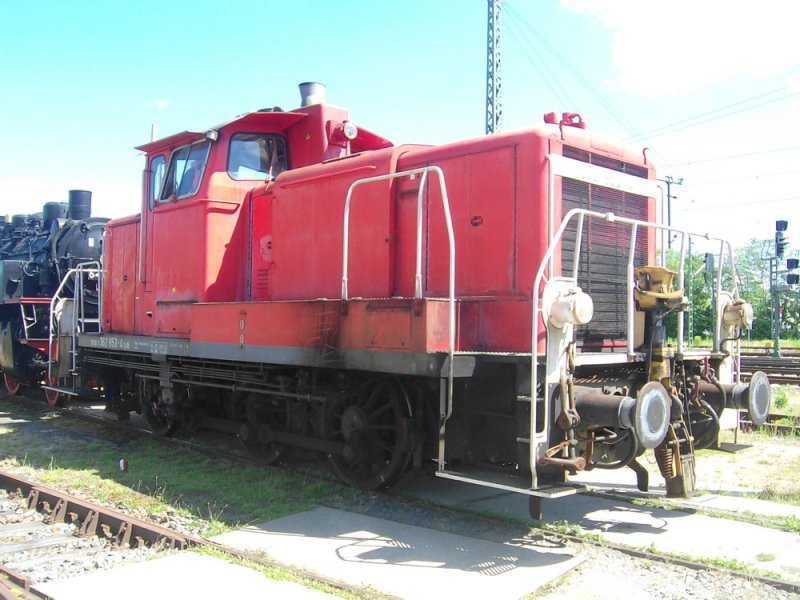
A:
104;87;393;337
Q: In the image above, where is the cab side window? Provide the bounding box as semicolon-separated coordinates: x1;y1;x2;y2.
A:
160;140;211;201
227;133;287;180
148;155;166;209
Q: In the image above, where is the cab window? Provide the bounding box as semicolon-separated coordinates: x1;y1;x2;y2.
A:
227;133;287;180
160;140;211;201
148;154;166;209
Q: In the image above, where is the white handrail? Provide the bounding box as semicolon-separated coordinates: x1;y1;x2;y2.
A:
531;202;741;486
340;166;457;466
47;261;103;381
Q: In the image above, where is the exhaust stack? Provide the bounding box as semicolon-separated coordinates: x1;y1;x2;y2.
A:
299;82;326;107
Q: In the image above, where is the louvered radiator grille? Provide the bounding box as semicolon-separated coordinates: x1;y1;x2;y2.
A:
561;146;650;349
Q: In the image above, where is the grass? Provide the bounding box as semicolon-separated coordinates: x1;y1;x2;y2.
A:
647;546;784;581
0;398;351;536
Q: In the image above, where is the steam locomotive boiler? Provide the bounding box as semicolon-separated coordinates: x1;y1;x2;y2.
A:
0;191;107;402
41;84;769;517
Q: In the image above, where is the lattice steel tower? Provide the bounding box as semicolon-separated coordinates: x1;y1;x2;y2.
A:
486;0;502;134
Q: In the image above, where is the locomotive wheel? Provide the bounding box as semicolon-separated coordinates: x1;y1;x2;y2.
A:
239;394;294;465
325;378;412;490
688;399;720;450
3;374;21;396
44;376;66;407
590;427;638;470
141;385;178;437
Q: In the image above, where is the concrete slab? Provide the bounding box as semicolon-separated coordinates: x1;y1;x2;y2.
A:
213;507;583;599
687;493;800;519
401;473;800;581
35;551;334;599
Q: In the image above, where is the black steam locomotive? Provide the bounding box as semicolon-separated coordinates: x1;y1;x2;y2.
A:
0;190;106;397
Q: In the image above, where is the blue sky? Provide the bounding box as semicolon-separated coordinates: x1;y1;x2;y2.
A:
1;0;798;251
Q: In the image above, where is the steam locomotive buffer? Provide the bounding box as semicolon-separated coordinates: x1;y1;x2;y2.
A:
1;84;770;518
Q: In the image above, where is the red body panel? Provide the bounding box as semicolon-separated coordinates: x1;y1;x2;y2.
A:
103;215;139;333
104;102;656;357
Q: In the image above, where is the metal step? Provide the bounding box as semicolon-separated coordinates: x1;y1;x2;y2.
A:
41;385;80;397
435;465;585;498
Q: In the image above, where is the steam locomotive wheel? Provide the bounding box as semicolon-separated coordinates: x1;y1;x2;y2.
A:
44;376;66;407
688;399;720;450
3;374;21;396
325;379;411;490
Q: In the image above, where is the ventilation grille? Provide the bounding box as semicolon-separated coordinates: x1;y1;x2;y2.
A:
254;268;271;299
561;146;649;349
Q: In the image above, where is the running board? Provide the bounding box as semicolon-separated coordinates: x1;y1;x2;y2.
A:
435;467;586;498
41;385;80;397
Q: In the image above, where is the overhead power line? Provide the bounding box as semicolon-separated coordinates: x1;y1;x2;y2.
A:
682;195;800;211
627;87;800;142
672;144;800;167
502;2;646;143
690;168;800;187
504;16;576;108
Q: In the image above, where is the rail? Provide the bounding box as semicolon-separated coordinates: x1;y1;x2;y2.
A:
532;154;742;487
47;261;103;381
340;166;456;469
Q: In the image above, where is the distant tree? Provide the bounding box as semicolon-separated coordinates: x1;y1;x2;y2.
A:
732;239;772;339
660;238;789;343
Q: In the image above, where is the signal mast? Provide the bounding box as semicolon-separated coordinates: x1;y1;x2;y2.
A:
486;0;502;134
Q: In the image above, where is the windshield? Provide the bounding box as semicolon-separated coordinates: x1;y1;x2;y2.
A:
160;140;211;201
227;133;288;181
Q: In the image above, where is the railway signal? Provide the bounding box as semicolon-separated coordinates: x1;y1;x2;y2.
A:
786;258;799;286
768;220;796;357
775;220;789;257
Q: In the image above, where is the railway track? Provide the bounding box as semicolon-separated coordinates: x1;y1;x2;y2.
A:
2;390;800;598
0;468;379;599
741;354;800;385
0;471;185;599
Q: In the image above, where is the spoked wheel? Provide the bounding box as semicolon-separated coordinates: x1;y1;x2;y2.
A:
239;393;298;465
688;399;720;450
590;427;639;469
44;375;67;407
140;381;178;437
325;378;412;490
3;373;21;396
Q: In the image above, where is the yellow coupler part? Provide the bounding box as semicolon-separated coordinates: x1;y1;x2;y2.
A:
634;266;685;311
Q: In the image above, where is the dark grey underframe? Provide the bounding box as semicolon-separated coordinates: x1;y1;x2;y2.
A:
78;333;478;378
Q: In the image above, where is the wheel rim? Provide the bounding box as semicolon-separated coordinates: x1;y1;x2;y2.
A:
45;378;61;407
3;373;21;396
240;394;293;465
326;379;411;490
141;382;177;437
688;400;720;450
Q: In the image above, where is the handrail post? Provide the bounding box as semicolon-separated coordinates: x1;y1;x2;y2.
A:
627;223;639;358
415;172;426;299
677;232;687;353
340;167;456;470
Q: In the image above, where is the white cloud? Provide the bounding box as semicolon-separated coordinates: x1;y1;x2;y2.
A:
561;0;800;96
154;99;171;110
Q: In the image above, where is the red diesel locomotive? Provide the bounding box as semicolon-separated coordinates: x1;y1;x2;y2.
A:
3;83;770;517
